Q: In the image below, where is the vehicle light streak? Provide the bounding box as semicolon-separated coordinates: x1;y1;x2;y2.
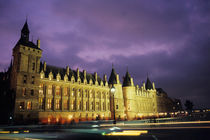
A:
0;131;10;134
104;130;148;136
100;121;210;127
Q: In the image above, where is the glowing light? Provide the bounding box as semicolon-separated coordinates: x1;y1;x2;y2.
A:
24;130;30;133
92;125;99;128
12;131;19;134
105;130;148;136
0;131;10;134
68;115;72;119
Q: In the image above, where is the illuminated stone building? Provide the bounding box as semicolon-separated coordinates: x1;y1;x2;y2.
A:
10;21;175;124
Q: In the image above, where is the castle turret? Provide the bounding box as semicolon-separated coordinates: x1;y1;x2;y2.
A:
11;21;42;123
108;65;125;120
122;69;136;120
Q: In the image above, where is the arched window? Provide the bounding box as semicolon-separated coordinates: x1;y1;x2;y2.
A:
56;86;60;95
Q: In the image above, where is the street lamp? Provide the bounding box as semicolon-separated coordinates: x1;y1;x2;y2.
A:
110;85;116;124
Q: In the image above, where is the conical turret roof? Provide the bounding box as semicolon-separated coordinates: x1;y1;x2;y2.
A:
108;66;117;85
146;77;153;90
122;70;132;87
21;20;30;34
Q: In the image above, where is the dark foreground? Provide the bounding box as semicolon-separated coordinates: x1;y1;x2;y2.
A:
0;120;210;140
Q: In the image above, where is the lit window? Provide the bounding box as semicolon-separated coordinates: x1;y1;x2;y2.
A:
39;98;44;109
27;101;32;110
19;102;25;110
56;86;60;95
64;100;68;110
56;99;61;110
71;100;75;110
48;85;52;95
47;99;52;109
64;87;68;96
39;84;44;95
71;88;74;96
22;88;26;96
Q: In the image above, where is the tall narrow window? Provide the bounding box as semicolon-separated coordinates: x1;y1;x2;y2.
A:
19;102;25;110
47;99;52;109
27;101;32;110
56;86;60;95
39;84;44;95
32;62;35;71
48;85;52;95
116;105;119;110
86;102;88;111
78;89;81;97
64;99;68;110
56;99;61;110
91;102;94;110
103;102;105;111
71;88;74;96
39;98;44;109
64;87;68;96
31;89;34;96
96;102;99;110
22;88;26;96
23;75;27;84
71;100;75;110
31;76;35;84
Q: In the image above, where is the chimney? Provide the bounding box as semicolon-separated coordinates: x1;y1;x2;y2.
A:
37;39;40;48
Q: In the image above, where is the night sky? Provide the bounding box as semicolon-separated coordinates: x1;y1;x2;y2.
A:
0;0;210;108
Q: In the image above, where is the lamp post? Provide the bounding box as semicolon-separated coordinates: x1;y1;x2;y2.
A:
110;85;116;124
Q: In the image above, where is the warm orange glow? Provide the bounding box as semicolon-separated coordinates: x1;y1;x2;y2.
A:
105;130;148;136
0;131;10;134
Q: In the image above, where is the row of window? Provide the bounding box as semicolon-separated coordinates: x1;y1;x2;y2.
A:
22;88;34;96
23;75;35;84
19;101;32;110
38;98;110;111
39;84;108;98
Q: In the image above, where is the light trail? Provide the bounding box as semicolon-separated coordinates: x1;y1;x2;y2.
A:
120;126;210;130
100;121;210;127
104;130;148;136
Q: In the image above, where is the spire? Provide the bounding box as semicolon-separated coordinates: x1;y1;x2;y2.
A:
146;76;153;90
108;65;117;85
122;68;132;87
21;20;30;42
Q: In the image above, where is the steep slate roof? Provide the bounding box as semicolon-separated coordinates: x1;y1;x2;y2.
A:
145;77;153;90
156;88;168;96
108;67;117;85
122;70;132;87
40;63;104;85
16;21;41;50
21;21;30;34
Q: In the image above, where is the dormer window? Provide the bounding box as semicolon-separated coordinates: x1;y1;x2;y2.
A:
32;62;35;71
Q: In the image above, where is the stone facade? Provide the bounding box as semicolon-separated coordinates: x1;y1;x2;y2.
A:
10;21;176;124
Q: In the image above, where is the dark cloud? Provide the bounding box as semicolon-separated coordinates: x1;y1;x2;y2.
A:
0;0;210;108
